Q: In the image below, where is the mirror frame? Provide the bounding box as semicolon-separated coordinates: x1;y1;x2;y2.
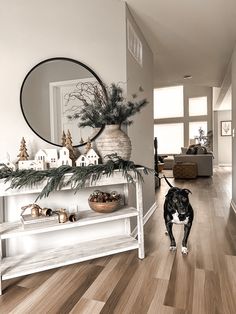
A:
20;57;106;147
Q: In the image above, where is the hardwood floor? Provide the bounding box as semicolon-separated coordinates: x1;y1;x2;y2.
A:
0;167;235;313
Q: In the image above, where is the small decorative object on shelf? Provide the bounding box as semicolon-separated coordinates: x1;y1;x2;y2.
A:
68;213;77;222
17;137;29;161
19;204;78;228
41;207;53;216
0;153;16;171
30;204;41;217
88;190;121;213
75;139;99;167
20;213;59;229
65;130;78;166
56;208;68;223
20;204;59;228
61;130;66;146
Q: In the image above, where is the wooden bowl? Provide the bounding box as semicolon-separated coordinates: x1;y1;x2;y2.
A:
88;200;120;213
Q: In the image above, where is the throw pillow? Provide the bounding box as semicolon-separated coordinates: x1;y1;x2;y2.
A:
186;147;195;154
197;146;207;154
186;144;199;154
181;147;188;154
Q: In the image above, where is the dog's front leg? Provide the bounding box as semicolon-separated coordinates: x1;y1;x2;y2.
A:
166;222;176;251
182;222;192;254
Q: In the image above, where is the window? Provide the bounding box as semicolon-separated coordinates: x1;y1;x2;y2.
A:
154;123;184;154
189;121;207;141
154;85;210;150
127;20;143;66
189;97;207;116
154;86;183;119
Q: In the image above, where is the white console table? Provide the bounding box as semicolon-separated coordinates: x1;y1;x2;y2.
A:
0;171;144;295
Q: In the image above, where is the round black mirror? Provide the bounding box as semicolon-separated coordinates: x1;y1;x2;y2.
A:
20;57;105;147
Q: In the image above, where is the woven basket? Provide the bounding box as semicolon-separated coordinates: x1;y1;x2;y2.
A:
88;200;120;213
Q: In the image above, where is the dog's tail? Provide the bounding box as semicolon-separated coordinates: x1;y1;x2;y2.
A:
163;175;173;188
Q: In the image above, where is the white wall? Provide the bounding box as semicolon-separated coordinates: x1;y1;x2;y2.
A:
217;110;232;166
0;0;127;160
126;7;155;217
231;44;236;204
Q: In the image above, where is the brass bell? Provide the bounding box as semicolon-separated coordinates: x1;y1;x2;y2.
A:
57;209;68;223
31;204;41;217
68;213;77;222
41;208;53;216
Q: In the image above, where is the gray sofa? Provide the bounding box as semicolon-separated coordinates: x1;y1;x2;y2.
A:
174;153;213;176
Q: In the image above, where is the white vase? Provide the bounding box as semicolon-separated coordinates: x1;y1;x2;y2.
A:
95;124;132;162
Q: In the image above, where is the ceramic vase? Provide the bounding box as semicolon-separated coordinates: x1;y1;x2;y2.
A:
95;124;132;162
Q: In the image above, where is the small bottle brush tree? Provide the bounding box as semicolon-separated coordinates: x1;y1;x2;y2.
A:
17;137;29;161
65;130;78;165
61;130;66;147
65;82;148;128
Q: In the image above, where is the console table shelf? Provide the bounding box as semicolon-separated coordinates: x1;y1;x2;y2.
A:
0;235;138;280
0;207;138;239
0;171;145;295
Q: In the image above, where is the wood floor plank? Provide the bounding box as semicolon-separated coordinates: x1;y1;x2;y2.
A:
0;286;29;314
99;255;142;313
195;224;215;271
9;264;103;314
111;256;158;314
204;269;223;314
83;252;135;302
69;298;104;314
147;279;174;314
192;269;205;314
164;250;194;311
220;255;236;314
17;268;57;289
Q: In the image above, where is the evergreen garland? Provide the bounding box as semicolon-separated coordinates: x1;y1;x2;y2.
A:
0;155;153;201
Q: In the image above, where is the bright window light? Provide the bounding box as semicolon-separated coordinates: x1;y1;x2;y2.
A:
189;97;207;116
154;123;184;154
189;121;207;141
154;86;184;119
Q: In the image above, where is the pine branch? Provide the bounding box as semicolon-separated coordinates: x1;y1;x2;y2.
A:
0;157;153;201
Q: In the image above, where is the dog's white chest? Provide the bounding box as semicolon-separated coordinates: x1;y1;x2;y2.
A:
171;212;188;225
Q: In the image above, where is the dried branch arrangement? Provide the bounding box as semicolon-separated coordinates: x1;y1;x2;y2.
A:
65;82;148;128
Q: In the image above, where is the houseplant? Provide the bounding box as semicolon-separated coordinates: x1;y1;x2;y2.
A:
66;82;148;161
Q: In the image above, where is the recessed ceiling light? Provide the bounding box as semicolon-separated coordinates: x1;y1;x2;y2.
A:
183;75;192;80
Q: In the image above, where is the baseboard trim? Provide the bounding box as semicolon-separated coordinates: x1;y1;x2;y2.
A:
131;202;158;237
230;199;236;215
218;164;232;167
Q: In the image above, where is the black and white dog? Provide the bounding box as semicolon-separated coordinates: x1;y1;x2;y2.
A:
163;175;194;254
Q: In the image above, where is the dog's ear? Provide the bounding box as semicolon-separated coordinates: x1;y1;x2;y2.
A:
165;191;173;199
165;190;174;199
183;189;192;194
165;187;177;199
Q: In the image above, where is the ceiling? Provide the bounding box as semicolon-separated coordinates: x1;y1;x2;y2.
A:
124;0;236;88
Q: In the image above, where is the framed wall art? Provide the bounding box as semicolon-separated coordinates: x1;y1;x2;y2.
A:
221;120;232;136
